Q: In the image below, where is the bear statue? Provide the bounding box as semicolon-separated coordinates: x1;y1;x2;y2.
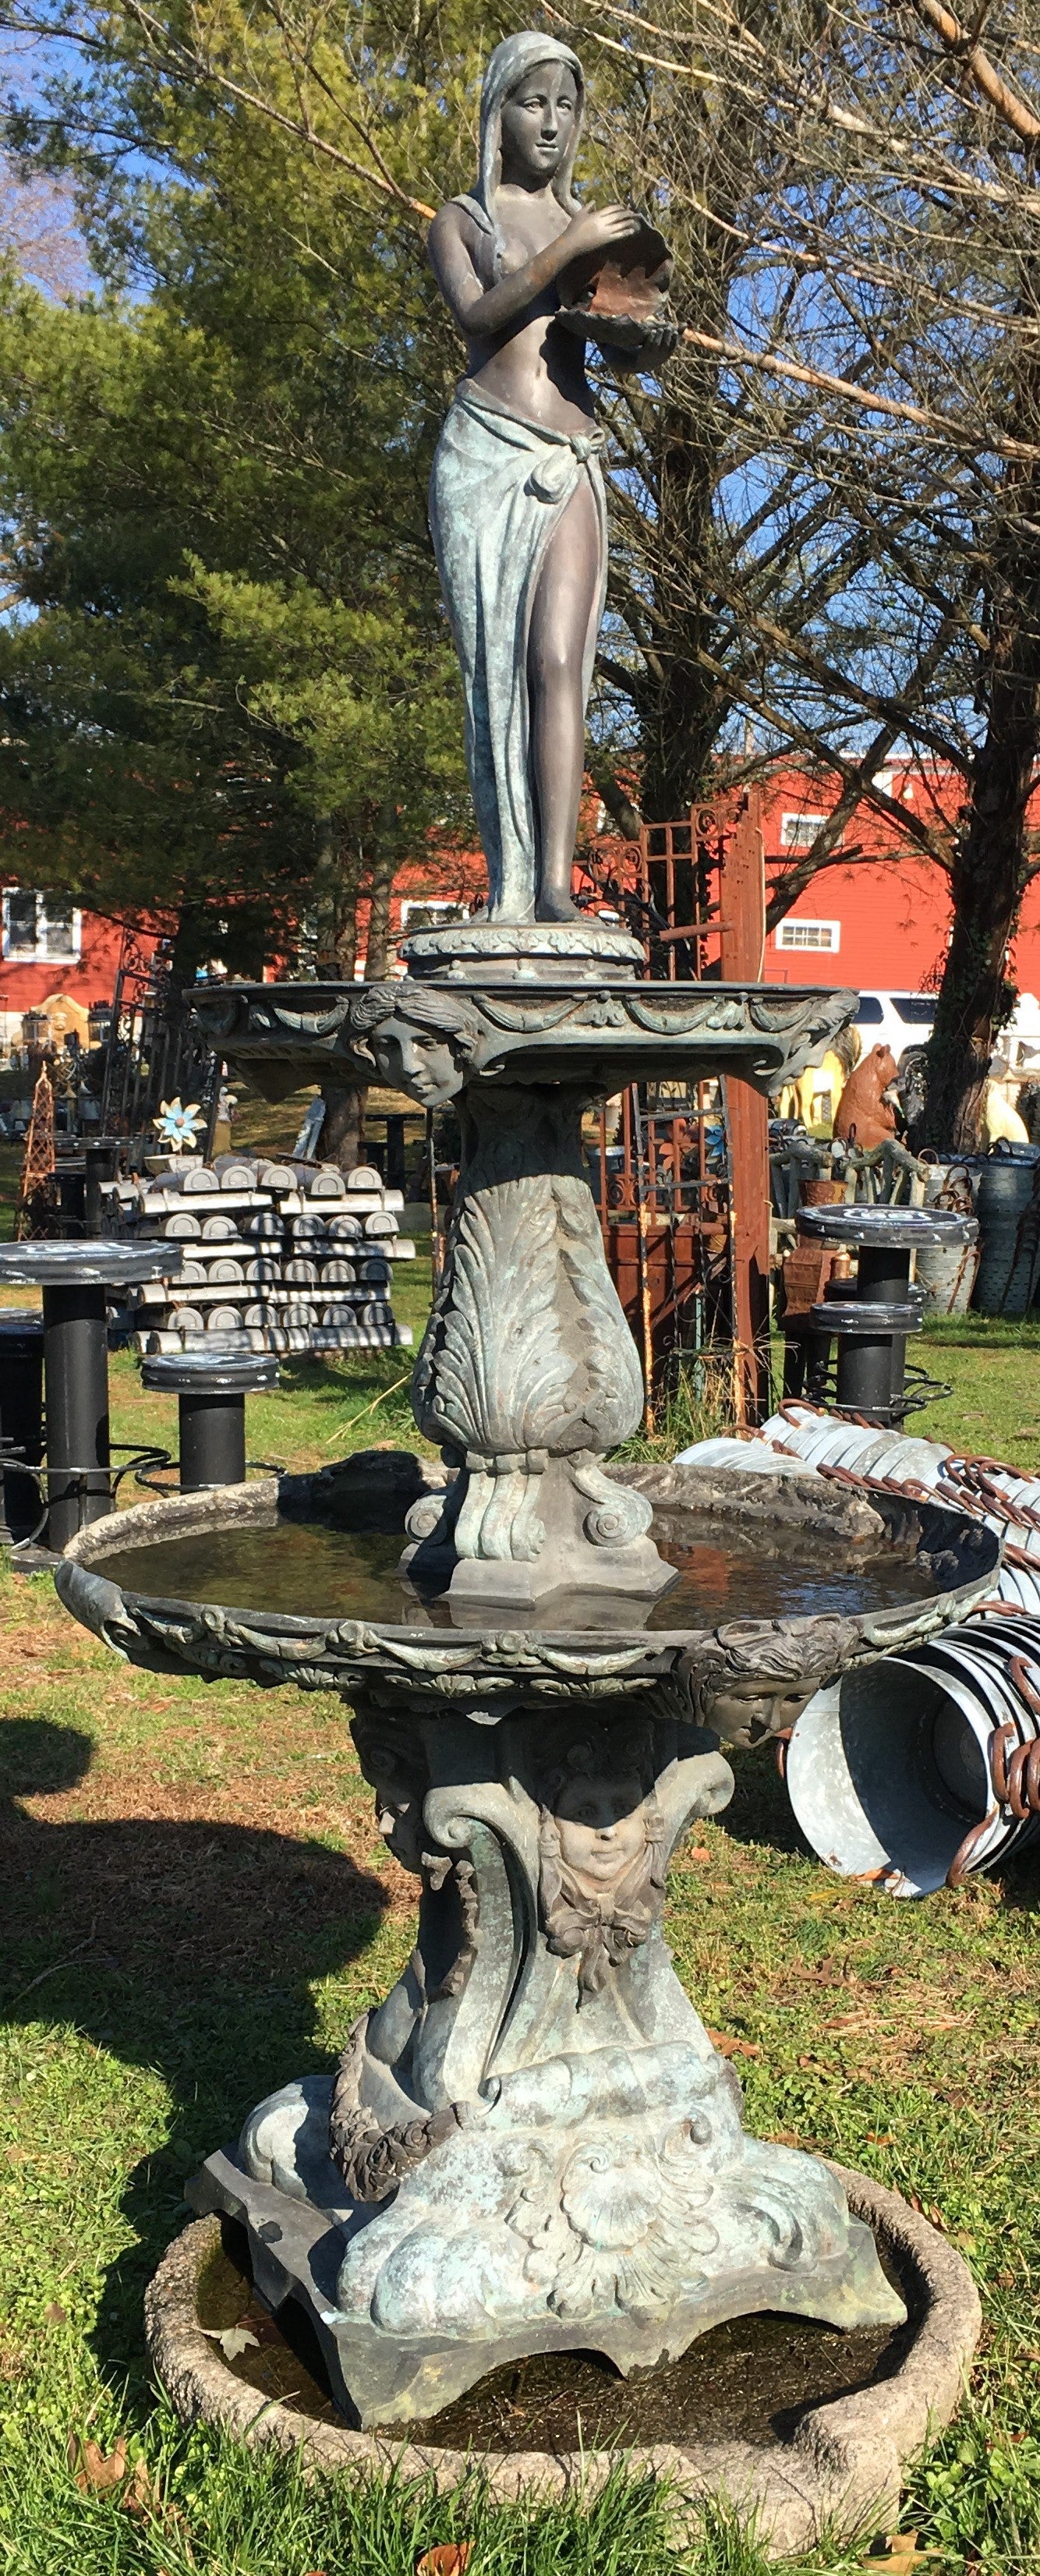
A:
833;1042;900;1152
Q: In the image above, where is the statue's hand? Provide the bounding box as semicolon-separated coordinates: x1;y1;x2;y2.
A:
637;313;681;359
564;204;640;258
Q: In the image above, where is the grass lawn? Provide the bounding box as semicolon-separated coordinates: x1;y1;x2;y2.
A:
2;1156;1040;2569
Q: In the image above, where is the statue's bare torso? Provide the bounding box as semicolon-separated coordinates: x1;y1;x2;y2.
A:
429;191;596;437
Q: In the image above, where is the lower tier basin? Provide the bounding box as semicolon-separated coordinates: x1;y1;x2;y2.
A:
147;2171;982;2559
57;1450;999;1748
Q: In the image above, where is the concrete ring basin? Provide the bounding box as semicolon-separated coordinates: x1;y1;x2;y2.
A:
145;2172;982;2562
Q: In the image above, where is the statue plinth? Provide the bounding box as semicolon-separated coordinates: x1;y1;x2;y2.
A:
397;915;646;985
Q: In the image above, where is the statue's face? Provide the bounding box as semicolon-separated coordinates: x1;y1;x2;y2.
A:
554;1773;646;1897
500;60;578;188
373;1018;467;1106
706;1681;810;1751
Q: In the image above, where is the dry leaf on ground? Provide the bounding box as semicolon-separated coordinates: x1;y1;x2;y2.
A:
71;2434;129;2495
69;2433;157;2516
417;2545;473;2574
865;2534;940;2566
706;2027;762;2059
200;2323;260;2360
122;2456;158;2518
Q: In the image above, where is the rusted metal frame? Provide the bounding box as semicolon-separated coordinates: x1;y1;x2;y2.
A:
946;1807;1001;1888
602;800;752;1414
720;787;770;1428
628;1085;656;1435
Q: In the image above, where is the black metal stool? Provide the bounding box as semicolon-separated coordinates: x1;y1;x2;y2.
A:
0;1241;183;1548
140;1347;280;1490
798;1204;975;1423
0;1308;44;1541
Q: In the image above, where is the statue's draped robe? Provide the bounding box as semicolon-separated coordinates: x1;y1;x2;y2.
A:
429;379;607;922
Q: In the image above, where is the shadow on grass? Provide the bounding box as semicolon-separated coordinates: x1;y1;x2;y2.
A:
718;1743;809;1856
0;1715;390;2408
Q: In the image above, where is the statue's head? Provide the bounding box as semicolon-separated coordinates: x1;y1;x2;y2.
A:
476;33;585;274
349;985;483;1106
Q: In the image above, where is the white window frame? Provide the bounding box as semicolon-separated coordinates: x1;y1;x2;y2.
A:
2;888;82;964
779;810;833;851
775;918;841;954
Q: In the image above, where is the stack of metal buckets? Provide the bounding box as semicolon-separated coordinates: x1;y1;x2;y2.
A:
786;1609;1040;1896
681;1403;1040;1895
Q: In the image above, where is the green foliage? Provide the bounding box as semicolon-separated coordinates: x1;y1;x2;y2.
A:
0;19;472;963
182;560;462;838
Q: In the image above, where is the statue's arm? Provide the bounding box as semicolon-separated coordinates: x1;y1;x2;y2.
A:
427;201;638;342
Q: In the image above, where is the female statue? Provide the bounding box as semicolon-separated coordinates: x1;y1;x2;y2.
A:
428;33;643;926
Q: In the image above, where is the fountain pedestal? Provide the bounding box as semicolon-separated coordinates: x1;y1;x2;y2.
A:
188;1685;904;2426
400;1076;667;1605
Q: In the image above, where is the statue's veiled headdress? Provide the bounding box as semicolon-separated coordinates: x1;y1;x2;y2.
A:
458;31;585;278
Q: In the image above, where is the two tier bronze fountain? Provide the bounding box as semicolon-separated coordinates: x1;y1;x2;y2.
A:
55;30;994;2443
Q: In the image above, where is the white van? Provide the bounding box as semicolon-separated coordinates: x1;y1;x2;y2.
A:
853;992;935;1064
854;989;1040;1077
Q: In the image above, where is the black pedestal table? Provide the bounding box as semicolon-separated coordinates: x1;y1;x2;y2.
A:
55;1159;87;1228
798;1203;975;1423
0;1308;44;1541
84;1139;122;1236
140;1347;280;1490
0;1241;182;1549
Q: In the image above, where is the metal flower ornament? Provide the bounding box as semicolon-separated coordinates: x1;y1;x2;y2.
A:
154;1096;202;1153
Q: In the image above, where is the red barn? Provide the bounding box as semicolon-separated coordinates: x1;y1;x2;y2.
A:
8;758;1040;1039
760;763;1040;1005
0;888;128;1049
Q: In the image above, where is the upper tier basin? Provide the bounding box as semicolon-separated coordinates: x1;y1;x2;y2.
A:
56;1453;999;1747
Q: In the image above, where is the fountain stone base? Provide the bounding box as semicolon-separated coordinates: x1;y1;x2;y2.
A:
146;2181;982;2559
187;2068;904;2428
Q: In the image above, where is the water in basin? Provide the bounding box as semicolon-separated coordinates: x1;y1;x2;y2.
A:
92;1509;949;1630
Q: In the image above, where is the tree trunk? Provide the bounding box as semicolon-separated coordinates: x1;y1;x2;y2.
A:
917;511;1040;1152
318;1079;366;1173
313;816;363;978
590;760;643;841
313;817;366;1168
365;843;395;979
168;901;210;991
637;380;727;823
